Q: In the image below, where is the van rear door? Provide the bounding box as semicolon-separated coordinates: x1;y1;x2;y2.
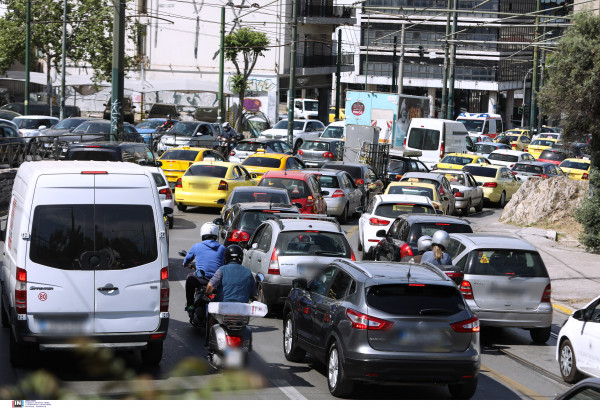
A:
93;174;161;333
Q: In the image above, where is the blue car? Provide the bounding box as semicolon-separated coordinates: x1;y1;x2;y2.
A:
135;118;178;147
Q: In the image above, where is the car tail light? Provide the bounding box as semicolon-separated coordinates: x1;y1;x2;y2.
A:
451;316;480;333
541;283;551;303
511;144;517;148
81;171;108;174
460;280;474;300
159;187;172;200
331;190;345;198
218;180;228;190
445;271;464;285
268;247;280;275
226;335;242;347
399;242;413;259
439;186;445;196
229;229;250;242
351;249;356;261
440;141;445;159
403;138;406;147
524;147;529;152
15;267;27;315
454;190;463;197
175;178;182;188
541;173;548;179
432;164;438;170
160;267;169;312
369;217;390;226
230;150;236;156
582;173;589;180
346;309;392;330
323;151;334;158
482;182;497;188
298;149;304;156
355;178;364;186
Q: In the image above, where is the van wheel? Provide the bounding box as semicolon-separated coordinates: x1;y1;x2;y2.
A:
10;332;36;367
141;341;163;366
530;326;551;343
177;203;187;212
448;377;478;399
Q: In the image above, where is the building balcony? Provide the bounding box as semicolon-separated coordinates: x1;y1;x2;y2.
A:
283;53;354;76
298;2;356;25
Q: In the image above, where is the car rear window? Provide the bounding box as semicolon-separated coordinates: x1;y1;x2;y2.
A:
531;139;555;147
475;144;496;154
367;284;465;316
66;150;119;161
302;141;329;151
322;164;361;180
512;164;543;174
407;222;473;244
242;157;281;168
259;178;310;199
236;210;295;230
236;142;265;152
185;165;228;178
441;155;473;166
314;175;340;188
231;190;290;205
387;185;434;200
152;172;167;187
488;152;518;162
407;128;440;151
276;231;351;258
561;161;590;171
465;250;549;277
160;150;199;161
375;203;434;217
462;166;497;178
30;204;157;270
539;150;567;161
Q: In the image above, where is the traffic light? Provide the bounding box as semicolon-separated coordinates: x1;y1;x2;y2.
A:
418;46;424;59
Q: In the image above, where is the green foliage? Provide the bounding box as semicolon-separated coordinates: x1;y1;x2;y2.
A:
229;74;248;95
574;169;600;253
0;0;140;84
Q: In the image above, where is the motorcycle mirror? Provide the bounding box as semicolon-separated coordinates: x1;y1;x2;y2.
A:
178;250;187;257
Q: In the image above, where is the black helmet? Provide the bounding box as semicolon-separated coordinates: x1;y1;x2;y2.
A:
225;244;244;264
167;114;172;120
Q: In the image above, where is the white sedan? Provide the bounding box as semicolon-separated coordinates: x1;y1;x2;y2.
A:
557;295;600;383
259;119;324;152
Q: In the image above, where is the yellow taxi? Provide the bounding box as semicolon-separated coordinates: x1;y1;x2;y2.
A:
559;158;591;180
174;161;257;211
384;181;449;215
502;129;532;151
329;107;345;123
159;147;225;186
461;163;522;207
241;152;305;180
525;137;560;159
433;153;490;170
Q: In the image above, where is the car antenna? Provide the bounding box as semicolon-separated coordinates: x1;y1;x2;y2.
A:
407;263;412;282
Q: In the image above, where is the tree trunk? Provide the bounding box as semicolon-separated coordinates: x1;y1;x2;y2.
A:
235;89;245;132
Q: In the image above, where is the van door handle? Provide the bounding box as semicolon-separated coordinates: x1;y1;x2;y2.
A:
97;286;119;292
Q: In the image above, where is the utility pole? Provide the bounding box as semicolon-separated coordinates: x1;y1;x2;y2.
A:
441;0;451;119
60;0;67;121
537;48;546;132
391;36;397;93
335;29;342;121
530;0;541;132
218;6;225;123
286;0;298;148
397;24;405;94
447;0;458;120
110;0;126;141
365;16;370;90
25;0;31;116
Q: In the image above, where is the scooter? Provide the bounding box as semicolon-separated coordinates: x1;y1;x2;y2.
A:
178;250;211;334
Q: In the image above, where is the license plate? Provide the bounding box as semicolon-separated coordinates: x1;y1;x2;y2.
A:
38;317;86;334
224;348;244;367
396;329;446;347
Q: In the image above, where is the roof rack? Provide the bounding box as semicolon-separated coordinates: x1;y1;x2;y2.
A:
268;213;342;232
336;259;373;278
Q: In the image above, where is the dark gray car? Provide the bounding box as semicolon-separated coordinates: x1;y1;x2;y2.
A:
295;138;344;168
283;260;481;398
512;160;565;182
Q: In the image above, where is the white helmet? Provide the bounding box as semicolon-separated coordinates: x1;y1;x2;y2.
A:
417;235;432;253
200;222;219;240
432;230;450;250
222;122;230;128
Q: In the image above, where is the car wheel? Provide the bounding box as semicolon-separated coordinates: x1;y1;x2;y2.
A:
337;205;348;224
177;203;187;212
462;200;471;217
475;197;484;212
498;191;506;208
257;283;271;313
141;341;164;366
283;313;306;362
448;377;478;399
530;326;551;343
168;216;174;229
559;339;583;383
327;341;354;397
362;246;370;261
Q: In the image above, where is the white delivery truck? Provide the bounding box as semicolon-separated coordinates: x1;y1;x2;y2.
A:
404;118;472;169
293;99;320;120
456;112;504;140
1;161;171;367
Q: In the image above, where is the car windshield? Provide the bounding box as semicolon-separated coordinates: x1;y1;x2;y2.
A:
475;144;496;153
367;284;465;316
13;118;58;129
505;135;520;141
441;155;474;166
237;210;295;230
230;190;290;205
560;161;590;171
168;122;200;136
302;141;330;151
465;250;548;277
185;165;228;178
53;118;88;130
303;101;319;111
273;120;304;130
531;139;555;147
236;141;265;152
488;152;518;162
259;178;310;198
457;119;484;133
407;128;440;150
322;164;361;179
136;120;163;130
375;203;434;217
160;150;199;161
321;126;344;139
242;157;281;168
462;166;497;178
512;164;543;174
276;231;351;257
387;186;434;200
407;222;473;244
73;122;110;134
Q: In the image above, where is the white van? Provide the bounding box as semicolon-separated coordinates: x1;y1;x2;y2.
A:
1;161;170;366
404;118;472;168
293;99;319;120
456;112;504;139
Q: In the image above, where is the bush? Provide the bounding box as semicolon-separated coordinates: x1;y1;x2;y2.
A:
574;168;600;253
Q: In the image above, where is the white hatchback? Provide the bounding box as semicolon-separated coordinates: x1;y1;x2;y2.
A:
487;150;536;169
557;295;600;383
358;194;436;260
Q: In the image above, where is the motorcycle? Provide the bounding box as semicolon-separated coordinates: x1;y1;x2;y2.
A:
217;135;236;157
178;250;212;334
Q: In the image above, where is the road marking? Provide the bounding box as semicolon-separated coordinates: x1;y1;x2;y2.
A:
481;364;546;400
346;225;358;238
271;379;307;400
552;302;573;315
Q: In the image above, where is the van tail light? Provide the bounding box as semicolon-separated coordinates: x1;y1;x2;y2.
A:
440;142;445;159
541;283;552;303
582;173;589;180
298;149;304;156
454;190;464;197
399;242;413;259
482;182;497;188
323;151;334;158
369;217;390;226
351;249;356;261
15;267;27;315
346;308;392;330
226;335;243;347
175;178;182;188
451;316;480;333
331;190;345;198
460;280;474;300
229;229;250;242
355;178;364;186
159;187;172;200
268;246;280;275
218;180;228;190
160;267;169;312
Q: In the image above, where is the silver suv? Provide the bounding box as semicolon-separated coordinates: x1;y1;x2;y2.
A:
242;214;354;310
447;233;553;343
283;260;481;398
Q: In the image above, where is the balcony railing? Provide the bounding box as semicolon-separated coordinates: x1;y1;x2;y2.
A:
299;3;355;19
296;53;354;68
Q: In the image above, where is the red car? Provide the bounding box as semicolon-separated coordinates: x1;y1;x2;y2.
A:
258;170;327;214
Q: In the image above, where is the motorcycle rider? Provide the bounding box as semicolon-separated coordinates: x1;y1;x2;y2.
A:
183;223;226;314
404;235;432;263
421;230;452;266
158;114;175;132
206;244;257;303
220;122;237;155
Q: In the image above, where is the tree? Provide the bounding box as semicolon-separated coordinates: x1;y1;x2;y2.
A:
224;27;269;131
0;0;140;87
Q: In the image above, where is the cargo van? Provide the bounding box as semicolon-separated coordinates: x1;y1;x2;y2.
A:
456;112;504;139
293;99;319;120
0;161;170;367
404;118;472;169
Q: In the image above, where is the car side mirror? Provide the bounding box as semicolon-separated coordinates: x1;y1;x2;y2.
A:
178;250;187;257
163;207;173;216
38;125;47;130
217;198;226;205
572;309;585;321
355;206;364;213
436;209;444;215
155;160;162;167
476;182;483;186
213;218;223;225
251;173;257;178
293;278;308;290
375;229;387;238
452;188;459;194
321;190;329;196
294;202;303;209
